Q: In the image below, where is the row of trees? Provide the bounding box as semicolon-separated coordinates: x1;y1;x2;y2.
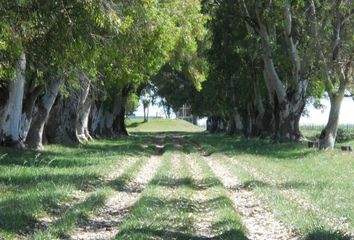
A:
154;0;353;149
0;0;352;150
0;0;208;150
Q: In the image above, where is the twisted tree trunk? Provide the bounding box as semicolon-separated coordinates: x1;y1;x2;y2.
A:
44;83;80;145
239;0;309;141
26;77;64;150
92;86;131;137
258;2;307;141
76;74;93;142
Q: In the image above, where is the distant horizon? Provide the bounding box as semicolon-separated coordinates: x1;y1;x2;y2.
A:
134;97;354;126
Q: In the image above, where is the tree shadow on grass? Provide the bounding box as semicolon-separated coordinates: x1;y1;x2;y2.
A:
149;176;223;191
187;133;316;161
115;195;247;240
0;134;157;168
0;133;163;236
304;229;352;240
31;191;107;239
126;120;145;128
0;173;100;189
0;189;72;233
116;227;246;240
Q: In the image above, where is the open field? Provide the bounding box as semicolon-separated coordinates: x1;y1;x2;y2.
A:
0;120;352;240
126;118;205;133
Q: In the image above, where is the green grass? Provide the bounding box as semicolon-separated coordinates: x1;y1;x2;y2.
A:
126;118;205;133
1;119;352;239
189;133;354;239
0;136;155;239
115;143;247;239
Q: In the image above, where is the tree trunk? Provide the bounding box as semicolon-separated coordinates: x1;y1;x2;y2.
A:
92;96;120;138
92;86;131;138
20;85;43;142
227;110;244;135
273;92;306;142
239;1;308;141
319;92;345;150
44;83;80;145
143;106;147;122
75;74;93;142
0;52;26;147
26;77;64;150
207;116;218;133
113;86;131;136
113;105;128;136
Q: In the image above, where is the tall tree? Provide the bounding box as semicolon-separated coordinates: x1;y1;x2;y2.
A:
310;0;354;149
238;0;315;141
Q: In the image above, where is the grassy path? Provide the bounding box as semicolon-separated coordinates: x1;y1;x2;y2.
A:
30;156;143;239
67;136;166;240
1;128;353;240
204;155;296;240
189;132;353;240
114;136;248;239
69;155;161;240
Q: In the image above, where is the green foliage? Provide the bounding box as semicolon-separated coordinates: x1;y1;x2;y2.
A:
335;128;354;143
126;93;140;115
99;0;208;97
190;0;266;116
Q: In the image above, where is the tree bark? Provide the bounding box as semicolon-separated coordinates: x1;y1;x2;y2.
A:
92;86;131;137
26;77;64;150
20;85;43;142
319;90;346;150
255;2;308;141
92;96;120;138
113;86;131;136
75;74;93;142
0;52;26;147
143;106;147;122
44;83;80;145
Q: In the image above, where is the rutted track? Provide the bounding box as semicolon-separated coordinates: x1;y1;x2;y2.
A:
178;135;296;239
205;156;297;240
222;155;354;238
69;138;164;240
187;155;215;239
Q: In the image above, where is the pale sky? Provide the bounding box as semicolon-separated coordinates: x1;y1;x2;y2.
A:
133;97;354;125
300;97;354;125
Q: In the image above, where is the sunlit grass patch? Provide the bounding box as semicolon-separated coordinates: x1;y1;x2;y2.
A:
191;133;353;239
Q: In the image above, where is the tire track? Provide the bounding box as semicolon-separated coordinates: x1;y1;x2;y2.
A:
205;156;297;240
187;155;215;239
69;150;163;240
31;157;138;236
222;155;353;238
